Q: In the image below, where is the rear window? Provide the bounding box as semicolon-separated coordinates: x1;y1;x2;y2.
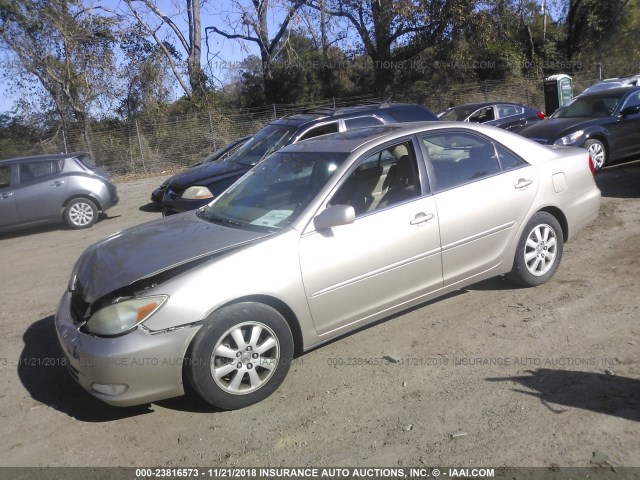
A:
387;105;437;122
344;116;384;129
75;153;96;168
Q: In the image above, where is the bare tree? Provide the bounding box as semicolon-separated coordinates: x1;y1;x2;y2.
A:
207;0;307;104
0;0;118;153
124;0;206;99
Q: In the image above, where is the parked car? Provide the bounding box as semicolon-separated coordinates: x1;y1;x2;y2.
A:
518;86;640;171
150;136;250;205
579;74;640;96
438;102;544;131
158;103;438;215
56;122;600;410
0;152;118;233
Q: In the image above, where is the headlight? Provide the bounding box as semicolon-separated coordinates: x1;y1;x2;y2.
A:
554;130;584;146
84;296;168;336
182;186;213;200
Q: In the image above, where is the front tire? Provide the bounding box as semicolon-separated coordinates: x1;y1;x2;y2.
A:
584;139;607;171
64;197;98;229
508;212;564;287
187;302;294;410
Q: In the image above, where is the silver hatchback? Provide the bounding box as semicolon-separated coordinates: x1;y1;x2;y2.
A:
0;152;118;232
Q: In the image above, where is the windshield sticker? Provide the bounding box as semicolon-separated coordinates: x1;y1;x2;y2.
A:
250;210;293;227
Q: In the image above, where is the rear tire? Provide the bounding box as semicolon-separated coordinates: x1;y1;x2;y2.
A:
508;212;564;287
585;139;607;171
187;302;293;410
64;198;98;229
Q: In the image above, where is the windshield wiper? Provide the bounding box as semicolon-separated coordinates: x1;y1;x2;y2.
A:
198;209;245;229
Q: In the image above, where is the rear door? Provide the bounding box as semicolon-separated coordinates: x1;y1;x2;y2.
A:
14;159;69;223
0;164;18;228
420;130;538;285
299;138;443;336
494;104;528;131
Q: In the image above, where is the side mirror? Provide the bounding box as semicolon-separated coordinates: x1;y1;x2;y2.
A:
314;205;355;230
620;105;640;117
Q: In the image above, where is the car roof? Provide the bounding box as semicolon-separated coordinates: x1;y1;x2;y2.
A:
269;103;431;128
576;85;640;99
601;74;640;83
446;101;525;111
279;121;513;155
0;151;88;165
279;125;404;153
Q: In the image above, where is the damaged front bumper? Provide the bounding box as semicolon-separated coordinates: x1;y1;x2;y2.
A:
55;292;200;407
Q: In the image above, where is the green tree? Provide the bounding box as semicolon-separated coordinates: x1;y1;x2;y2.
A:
118;28;175;119
0;0;117;154
564;0;629;60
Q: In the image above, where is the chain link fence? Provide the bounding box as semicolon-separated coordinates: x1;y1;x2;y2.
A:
15;75;601;176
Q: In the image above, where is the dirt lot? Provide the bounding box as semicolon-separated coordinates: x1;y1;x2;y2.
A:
1;162;639;469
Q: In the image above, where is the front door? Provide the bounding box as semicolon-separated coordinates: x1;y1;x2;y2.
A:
0;164;18;228
299;138;443;336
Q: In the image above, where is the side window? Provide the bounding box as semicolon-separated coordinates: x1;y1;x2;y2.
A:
19;161;53;183
469;107;495;123
496;146;526;171
52;159;64;174
497;105;519;118
422;132;501;191
622;91;640;110
0;165;11;188
298;122;339;141
329;141;421;216
343;116;384;129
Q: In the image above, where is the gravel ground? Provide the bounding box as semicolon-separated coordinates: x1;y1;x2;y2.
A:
1;162;639;468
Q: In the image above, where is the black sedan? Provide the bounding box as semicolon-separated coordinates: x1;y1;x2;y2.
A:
151;136;250;205
518;86;640;171
438;102;544;132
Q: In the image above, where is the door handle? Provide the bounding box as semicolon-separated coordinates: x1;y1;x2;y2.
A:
410;212;435;225
514;179;532;189
51;180;65;187
0;192;13;199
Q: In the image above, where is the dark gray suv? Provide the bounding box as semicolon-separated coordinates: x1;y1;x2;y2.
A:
0;152;118;233
159;103;438;214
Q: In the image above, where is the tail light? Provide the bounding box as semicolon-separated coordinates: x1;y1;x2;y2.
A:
536;111;545;119
588;154;596;176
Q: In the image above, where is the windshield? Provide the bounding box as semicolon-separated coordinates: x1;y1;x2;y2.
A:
203;138;248;163
552;94;622;118
440;107;477;121
201;150;349;232
226;125;297;167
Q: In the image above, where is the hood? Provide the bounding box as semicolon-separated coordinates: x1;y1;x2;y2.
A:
169;160;249;188
519;117;610;141
73;213;271;304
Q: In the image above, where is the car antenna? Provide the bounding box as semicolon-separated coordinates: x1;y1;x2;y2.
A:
379;95;393;108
